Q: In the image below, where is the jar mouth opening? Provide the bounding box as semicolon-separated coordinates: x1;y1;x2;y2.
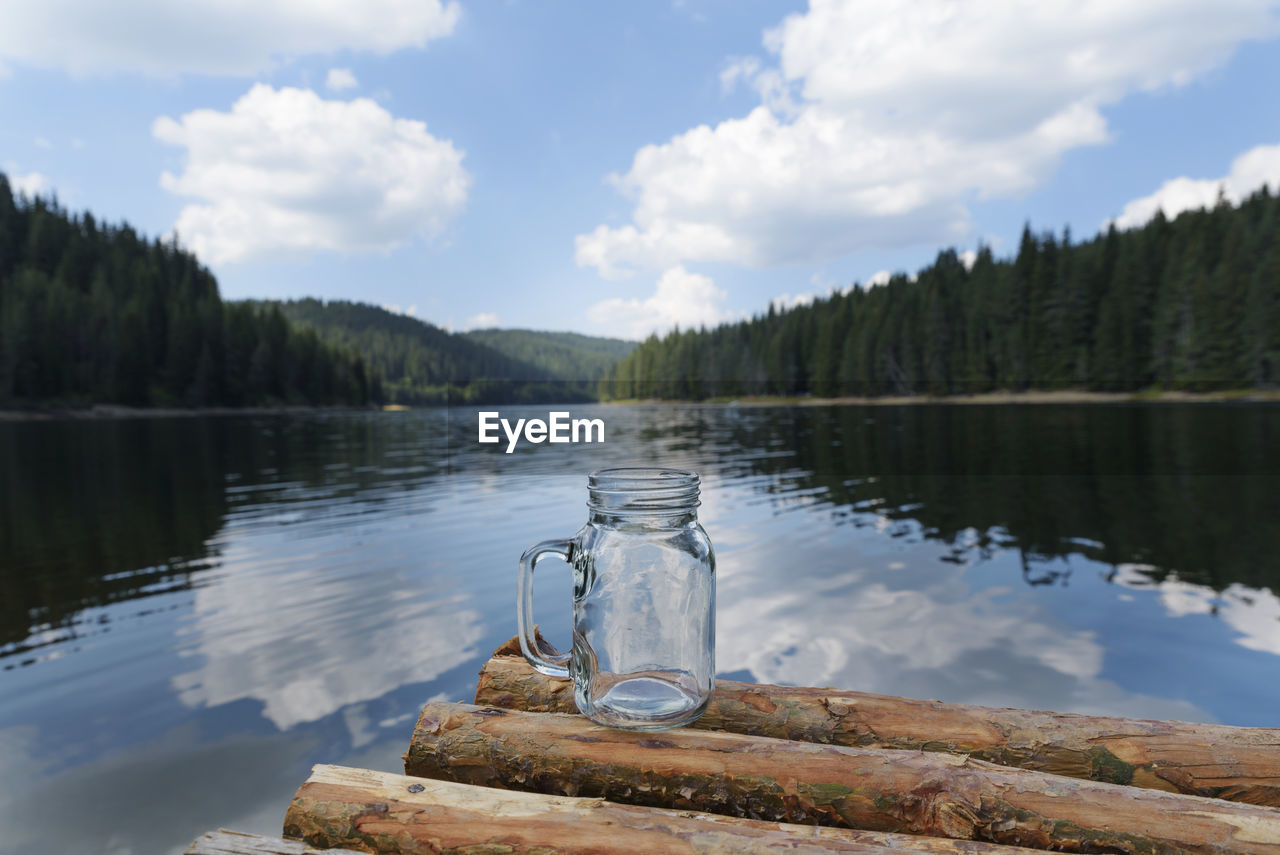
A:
588;467;700;514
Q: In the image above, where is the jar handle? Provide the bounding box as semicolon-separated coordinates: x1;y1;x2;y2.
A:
517;538;573;678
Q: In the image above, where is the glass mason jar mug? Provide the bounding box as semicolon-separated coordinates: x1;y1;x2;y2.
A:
518;468;715;730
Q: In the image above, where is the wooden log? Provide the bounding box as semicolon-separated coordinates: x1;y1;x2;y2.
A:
185;829;365;854
476;635;1280;806
285;763;1045;854
407;701;1280;855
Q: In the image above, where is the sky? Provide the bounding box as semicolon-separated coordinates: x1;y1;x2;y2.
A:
3;0;1280;340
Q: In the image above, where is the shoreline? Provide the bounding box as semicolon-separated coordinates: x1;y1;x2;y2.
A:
0;403;381;422
603;389;1280;407
3;389;1277;420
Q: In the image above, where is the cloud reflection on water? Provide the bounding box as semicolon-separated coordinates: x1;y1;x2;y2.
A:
1111;563;1280;657
712;501;1215;723
171;536;484;730
3;405;1280;854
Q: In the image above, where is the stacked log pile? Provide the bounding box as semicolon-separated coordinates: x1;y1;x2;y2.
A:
405;701;1280;854
187;636;1280;854
475;635;1280;806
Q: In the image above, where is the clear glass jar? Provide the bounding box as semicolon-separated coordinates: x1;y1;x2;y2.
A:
518;468;715;730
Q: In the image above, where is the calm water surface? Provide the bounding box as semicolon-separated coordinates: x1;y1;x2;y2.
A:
1;404;1278;853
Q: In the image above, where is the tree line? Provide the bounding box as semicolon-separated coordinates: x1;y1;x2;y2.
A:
267;298;611;404
0;175;374;407
602;188;1280;399
462;328;636;382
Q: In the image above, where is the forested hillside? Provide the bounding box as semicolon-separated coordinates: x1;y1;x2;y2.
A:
266;299;604;403
462;328;635;381
0;176;374;407
603;190;1280;399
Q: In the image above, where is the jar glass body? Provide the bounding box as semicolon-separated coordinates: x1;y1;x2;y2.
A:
570;507;715;729
518;468;715;730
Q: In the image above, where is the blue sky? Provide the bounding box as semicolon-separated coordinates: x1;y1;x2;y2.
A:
3;0;1279;339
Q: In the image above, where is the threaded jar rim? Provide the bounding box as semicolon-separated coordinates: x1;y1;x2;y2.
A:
587;467;701;515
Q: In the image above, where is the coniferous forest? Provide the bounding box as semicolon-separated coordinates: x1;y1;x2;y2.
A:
265;299;621;404
602;190;1280;400
462;328;636;382
5;169;1279;410
0;175;375;407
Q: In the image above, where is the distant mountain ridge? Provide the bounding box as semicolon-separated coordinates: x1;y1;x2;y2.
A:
462;328;635;381
259;298;632;404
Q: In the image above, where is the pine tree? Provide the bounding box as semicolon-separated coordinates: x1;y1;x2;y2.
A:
0;174;375;408
603;189;1280;400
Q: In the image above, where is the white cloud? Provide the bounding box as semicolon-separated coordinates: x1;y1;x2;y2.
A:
959;250;978;271
770;266;898;311
771;292;817;313
576;0;1280;278
154;84;469;264
719;56;761;94
33;137;51;150
381;304;418;318
587;265;728;339
1112;142;1280;228
465;312;501;330
326;67;359;91
809;270;837;292
0;0;458;77
9;171;46;198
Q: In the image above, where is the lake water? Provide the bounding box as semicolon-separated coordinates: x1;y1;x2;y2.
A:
2;403;1279;853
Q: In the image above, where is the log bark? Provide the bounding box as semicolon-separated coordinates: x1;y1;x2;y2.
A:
185;829;365;854
286;763;1045;854
476;636;1280;806
407;701;1280;855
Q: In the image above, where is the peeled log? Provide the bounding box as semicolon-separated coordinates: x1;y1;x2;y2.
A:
284;764;1045;854
407;701;1280;855
185;829;365;854
476;636;1280;806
